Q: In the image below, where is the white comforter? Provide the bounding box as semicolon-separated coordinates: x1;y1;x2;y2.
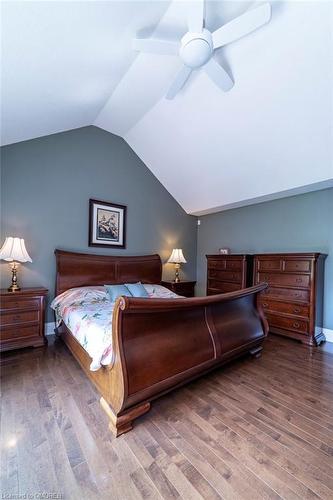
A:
51;285;181;371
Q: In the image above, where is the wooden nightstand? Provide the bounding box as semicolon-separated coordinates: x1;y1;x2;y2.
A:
161;280;196;297
0;288;48;352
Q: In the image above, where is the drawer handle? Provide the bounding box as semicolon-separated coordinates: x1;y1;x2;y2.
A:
296;278;302;283
262;303;268;308
293;308;301;314
293;322;300;328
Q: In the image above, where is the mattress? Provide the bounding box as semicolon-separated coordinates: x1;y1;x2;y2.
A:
51;284;181;371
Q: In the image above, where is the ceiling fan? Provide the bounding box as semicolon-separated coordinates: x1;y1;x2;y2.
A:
133;1;271;99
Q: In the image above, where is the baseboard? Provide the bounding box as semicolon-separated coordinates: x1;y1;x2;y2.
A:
45;321;56;336
323;328;333;343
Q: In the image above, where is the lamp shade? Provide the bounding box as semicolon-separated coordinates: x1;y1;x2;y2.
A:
0;237;32;262
167;248;187;264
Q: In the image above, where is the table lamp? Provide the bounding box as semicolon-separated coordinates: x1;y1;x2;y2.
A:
0;237;32;292
167;248;187;283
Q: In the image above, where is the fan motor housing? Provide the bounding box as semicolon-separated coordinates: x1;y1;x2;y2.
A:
180;29;213;68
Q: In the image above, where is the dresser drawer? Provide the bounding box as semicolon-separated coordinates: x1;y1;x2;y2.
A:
1;309;39;327
225;260;243;271
208;269;242;283
208;260;226;270
260;299;309;318
258;272;310;288
0;324;41;341
261;286;310;303
207;281;241;294
265;313;309;335
0;297;40;311
283;260;311;273
257;259;282;272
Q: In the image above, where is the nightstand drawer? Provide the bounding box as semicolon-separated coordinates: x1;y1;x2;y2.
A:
0;287;48;352
0;324;40;341
1;309;39;326
0;297;40;311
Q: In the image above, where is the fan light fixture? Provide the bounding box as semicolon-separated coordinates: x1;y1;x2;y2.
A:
133;1;271;99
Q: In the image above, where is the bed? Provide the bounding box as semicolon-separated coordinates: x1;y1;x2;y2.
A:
54;249;268;437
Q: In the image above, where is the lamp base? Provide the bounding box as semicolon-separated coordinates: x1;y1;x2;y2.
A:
174;263;181;283
8;261;21;292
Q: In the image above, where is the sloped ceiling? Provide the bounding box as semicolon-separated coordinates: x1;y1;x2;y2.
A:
1;0;170;144
2;1;333;215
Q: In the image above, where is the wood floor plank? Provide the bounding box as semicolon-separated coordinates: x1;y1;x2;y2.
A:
190;387;333;499
1;334;333;500
201;383;333;479
171;393;316;500
205;375;333;458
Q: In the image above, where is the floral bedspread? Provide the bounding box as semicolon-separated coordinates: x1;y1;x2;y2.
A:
51;285;181;371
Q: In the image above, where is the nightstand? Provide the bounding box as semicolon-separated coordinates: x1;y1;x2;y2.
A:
161;280;196;298
0;288;48;352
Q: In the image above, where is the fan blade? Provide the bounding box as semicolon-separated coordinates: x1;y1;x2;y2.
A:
188;0;205;33
133;38;179;55
166;65;192;100
205;58;234;92
212;3;271;49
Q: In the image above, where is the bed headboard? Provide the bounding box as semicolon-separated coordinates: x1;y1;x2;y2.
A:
55;249;162;296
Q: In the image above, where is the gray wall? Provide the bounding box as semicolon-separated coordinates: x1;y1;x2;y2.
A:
2;126;332;329
1;126;197;320
197;188;333;329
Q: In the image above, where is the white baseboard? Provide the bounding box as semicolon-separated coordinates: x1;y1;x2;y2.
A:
323;328;333;343
45;321;56;336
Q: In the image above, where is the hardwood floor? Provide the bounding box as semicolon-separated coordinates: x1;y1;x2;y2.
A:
1;335;333;500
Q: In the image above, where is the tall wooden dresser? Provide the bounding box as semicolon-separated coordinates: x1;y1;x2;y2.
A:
206;255;253;295
253;253;327;346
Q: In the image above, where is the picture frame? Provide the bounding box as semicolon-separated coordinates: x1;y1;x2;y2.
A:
89;199;126;248
219;248;230;255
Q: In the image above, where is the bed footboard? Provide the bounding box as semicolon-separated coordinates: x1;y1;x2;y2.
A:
99;283;268;436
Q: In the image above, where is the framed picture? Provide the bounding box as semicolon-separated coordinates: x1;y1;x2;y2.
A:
89;199;126;248
219;248;230;255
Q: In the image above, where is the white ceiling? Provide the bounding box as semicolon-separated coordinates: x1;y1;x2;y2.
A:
2;1;333;215
1;0;170;144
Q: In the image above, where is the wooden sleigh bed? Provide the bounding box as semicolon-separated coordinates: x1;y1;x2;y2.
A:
54;249;268;437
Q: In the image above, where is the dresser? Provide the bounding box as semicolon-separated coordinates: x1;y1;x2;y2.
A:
0;288;48;352
253;253;326;346
161;280;196;297
206;255;253;295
